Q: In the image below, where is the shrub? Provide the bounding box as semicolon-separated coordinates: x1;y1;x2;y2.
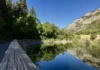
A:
90;34;97;40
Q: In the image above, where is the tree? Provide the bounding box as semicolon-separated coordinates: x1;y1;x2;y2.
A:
15;0;28;17
0;0;42;40
0;0;8;20
20;0;28;16
6;0;14;19
6;0;12;7
36;23;43;35
42;22;59;39
90;34;97;40
30;6;36;17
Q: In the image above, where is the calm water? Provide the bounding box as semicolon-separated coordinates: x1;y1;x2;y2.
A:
25;44;98;70
37;52;97;70
0;44;9;62
0;43;98;70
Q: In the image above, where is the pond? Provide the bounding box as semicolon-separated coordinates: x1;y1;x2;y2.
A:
37;52;97;70
24;43;98;70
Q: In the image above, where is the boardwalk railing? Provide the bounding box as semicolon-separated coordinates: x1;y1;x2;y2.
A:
0;40;37;70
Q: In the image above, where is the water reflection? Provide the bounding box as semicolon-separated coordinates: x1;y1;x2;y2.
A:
37;52;97;70
24;43;97;70
25;44;67;63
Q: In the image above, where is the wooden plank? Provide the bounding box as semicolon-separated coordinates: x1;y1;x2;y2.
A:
0;40;37;70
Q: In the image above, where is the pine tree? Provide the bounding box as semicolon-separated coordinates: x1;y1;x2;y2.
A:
6;0;12;7
6;0;13;17
20;0;28;14
30;6;36;17
0;0;6;9
0;0;8;20
15;0;28;17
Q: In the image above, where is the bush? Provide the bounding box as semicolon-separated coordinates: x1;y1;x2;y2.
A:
90;34;97;40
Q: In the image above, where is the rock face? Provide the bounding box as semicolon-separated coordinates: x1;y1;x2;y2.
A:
0;40;37;70
65;8;100;32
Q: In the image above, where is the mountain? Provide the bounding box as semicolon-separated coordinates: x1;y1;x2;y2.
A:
65;8;100;34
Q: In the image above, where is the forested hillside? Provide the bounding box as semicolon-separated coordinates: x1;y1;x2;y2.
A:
0;0;71;41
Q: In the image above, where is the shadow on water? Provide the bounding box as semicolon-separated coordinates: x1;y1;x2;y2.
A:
22;42;98;70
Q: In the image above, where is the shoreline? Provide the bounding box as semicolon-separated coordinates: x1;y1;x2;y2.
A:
19;39;72;47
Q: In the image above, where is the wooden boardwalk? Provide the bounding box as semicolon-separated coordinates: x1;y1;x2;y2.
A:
0;40;37;70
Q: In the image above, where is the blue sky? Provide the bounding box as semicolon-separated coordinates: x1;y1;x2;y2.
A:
13;0;100;29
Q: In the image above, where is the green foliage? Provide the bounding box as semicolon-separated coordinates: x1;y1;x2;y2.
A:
12;15;40;39
6;0;12;7
25;43;68;62
90;34;97;40
42;22;59;39
15;0;28;17
41;22;73;40
0;16;6;40
30;7;36;17
57;30;70;40
36;23;42;35
0;0;10;20
0;0;41;41
0;0;72;41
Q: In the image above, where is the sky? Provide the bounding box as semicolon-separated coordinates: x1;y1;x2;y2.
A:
13;0;100;29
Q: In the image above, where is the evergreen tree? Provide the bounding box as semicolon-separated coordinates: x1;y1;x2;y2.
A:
30;6;36;17
15;0;28;17
0;0;8;20
6;0;12;7
20;0;28;16
6;0;13;18
0;0;42;40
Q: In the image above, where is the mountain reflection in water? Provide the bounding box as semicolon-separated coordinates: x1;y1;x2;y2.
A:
24;43;97;70
37;52;97;70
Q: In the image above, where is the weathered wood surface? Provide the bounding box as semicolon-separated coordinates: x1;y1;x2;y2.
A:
0;40;37;70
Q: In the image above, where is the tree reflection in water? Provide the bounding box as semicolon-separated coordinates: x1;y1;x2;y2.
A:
25;43;70;64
